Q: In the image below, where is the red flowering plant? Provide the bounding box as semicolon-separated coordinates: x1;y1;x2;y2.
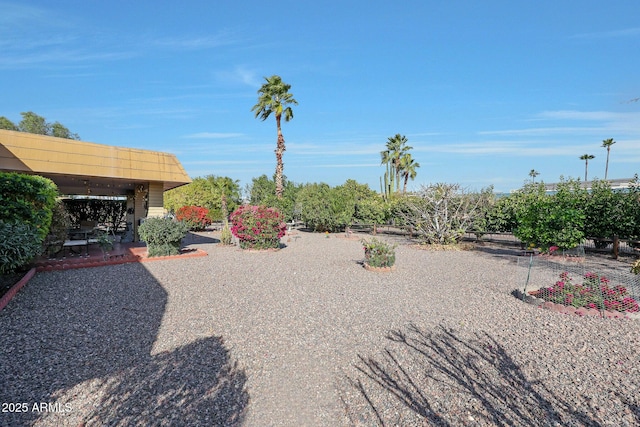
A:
536;271;640;313
230;205;286;249
176;206;212;230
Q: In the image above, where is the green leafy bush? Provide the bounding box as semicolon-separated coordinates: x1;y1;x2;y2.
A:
354;196;388;228
361;237;396;268
230;205;286;249
0;222;43;274
0;172;58;240
296;181;366;232
248;174;301;222
138;217;189;257
513;179;586;251
164;175;241;221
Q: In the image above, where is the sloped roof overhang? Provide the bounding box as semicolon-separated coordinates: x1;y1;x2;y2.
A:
0;129;191;195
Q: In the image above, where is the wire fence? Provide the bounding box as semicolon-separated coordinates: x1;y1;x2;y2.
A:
516;254;640;316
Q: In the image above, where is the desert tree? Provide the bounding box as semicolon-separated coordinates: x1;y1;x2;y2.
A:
393;183;492;244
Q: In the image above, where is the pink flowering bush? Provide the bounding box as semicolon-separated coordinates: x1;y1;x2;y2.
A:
230;205;286;249
536;271;640;313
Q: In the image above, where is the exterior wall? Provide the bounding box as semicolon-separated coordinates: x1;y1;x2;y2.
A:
147;182;165;218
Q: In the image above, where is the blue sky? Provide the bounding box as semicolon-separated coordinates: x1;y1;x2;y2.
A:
2;1;639;194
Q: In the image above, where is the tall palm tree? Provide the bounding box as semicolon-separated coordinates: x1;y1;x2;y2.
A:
400;153;420;193
579;154;595;182
528;169;540;183
382;134;412;193
601;138;616;180
251;75;298;199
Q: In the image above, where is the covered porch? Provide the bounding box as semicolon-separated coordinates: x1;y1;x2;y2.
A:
0;129;191;241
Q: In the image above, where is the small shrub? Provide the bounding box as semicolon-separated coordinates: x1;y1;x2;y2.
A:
176;205;212;230
361;237;397;268
138;217;189;257
220;224;233;245
0;222;43;274
230;205;286;249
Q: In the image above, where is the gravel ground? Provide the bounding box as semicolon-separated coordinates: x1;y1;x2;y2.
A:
0;231;639;426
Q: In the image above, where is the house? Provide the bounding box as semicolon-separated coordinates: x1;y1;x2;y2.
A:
0;129;191;240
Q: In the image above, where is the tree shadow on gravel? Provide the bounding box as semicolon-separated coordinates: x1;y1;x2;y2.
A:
341;323;607;426
80;336;248;426
0;263;248;426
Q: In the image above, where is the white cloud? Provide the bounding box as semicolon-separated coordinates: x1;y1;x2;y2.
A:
421;141;592;157
182;132;244;139
287;141;383;156
214;66;261;87
478;127;606;136
149;32;239;50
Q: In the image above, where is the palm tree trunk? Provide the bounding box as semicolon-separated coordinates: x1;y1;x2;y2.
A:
584;160;588;182
605;147;610;180
403;174;409;193
275;114;285;199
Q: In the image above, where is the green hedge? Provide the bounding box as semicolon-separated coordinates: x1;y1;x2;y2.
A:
0;172;58;241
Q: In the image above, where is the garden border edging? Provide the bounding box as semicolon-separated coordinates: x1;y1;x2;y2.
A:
0;267;36;311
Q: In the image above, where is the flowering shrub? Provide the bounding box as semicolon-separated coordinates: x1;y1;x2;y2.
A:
176;206;212;230
230;205;286;249
536;271;640;313
361;238;396;268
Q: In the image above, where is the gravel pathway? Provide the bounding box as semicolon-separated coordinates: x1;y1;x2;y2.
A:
1;231;639;426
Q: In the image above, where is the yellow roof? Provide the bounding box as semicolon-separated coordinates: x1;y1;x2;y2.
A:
0;129;191;194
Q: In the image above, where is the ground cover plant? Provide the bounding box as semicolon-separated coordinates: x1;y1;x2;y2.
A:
535;271;640;313
230;205;286;249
